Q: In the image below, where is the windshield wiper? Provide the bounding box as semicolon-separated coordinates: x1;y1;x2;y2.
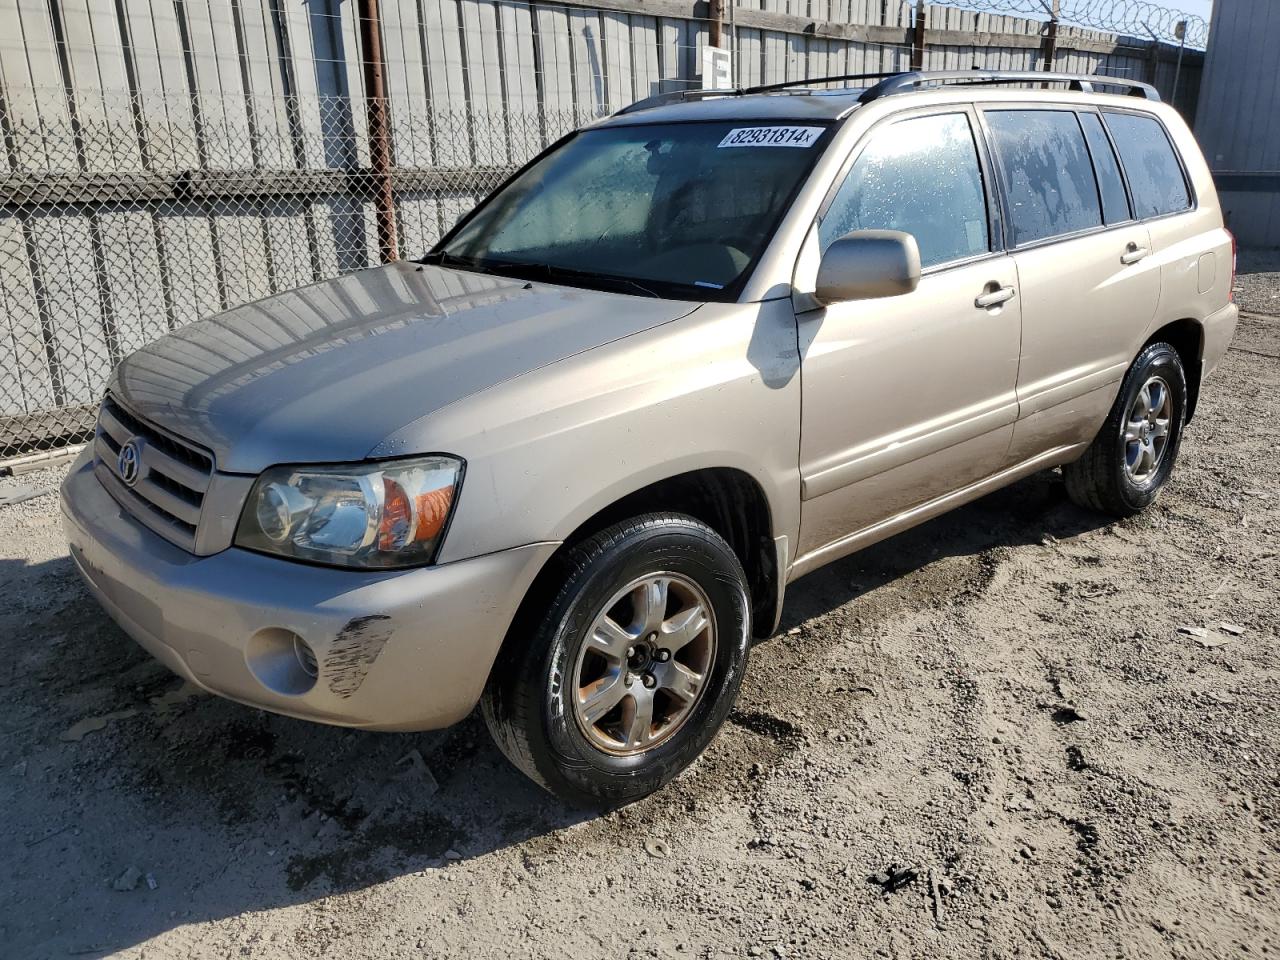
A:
424;252;663;299
420;250;487;271
525;263;661;299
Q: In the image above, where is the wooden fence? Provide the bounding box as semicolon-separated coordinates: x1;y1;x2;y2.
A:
0;0;1204;460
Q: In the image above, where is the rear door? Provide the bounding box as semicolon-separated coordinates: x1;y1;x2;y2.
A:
1102;109;1206;317
979;106;1160;459
794;108;1022;562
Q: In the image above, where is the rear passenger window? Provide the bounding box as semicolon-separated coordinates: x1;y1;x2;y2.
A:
1078;112;1131;224
986;110;1102;246
820;112;989;268
1104;112;1191;218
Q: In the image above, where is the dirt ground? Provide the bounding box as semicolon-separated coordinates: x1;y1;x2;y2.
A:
1;254;1278;960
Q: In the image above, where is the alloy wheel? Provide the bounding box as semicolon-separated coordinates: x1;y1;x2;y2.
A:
1123;375;1173;485
571;572;717;756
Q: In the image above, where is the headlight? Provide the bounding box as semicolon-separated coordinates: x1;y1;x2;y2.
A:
235;455;464;568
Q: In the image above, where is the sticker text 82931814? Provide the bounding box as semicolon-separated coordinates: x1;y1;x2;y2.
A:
717;126;825;149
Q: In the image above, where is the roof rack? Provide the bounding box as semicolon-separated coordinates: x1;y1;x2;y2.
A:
742;71;903;95
612;69;1159;117
857;70;1160;102
613;88;742;116
613;72;900;116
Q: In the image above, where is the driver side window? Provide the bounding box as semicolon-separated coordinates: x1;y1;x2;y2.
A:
819;112;990;269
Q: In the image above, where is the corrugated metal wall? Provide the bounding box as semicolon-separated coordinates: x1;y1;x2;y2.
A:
1194;0;1280;246
0;0;1204;459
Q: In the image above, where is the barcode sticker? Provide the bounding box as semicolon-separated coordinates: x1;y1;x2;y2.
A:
718;126;825;149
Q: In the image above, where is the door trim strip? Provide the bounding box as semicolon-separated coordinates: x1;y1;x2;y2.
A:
788;442;1085;581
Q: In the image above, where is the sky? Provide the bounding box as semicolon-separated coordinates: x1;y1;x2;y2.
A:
1052;0;1216;43
1176;0;1214;23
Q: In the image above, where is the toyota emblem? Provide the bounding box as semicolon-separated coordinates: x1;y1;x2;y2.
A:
116;438;142;487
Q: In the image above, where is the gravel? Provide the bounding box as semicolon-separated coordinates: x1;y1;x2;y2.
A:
1;256;1277;959
1236;248;1280;317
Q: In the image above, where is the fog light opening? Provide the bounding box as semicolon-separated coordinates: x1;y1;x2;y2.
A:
245;628;319;696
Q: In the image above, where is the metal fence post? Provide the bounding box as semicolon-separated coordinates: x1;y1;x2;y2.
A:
910;0;927;71
1141;24;1161;88
1041;0;1060;71
1172;19;1187;110
709;0;724;51
358;0;399;263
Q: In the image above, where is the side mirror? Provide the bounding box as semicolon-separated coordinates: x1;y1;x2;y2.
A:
814;229;921;305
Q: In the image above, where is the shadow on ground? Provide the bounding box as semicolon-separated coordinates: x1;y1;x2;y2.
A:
775;470;1110;630
0;468;1109;957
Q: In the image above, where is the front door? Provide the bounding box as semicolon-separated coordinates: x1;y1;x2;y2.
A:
794;109;1023;564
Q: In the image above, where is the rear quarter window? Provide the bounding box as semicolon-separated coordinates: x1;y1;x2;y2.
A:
1104;112;1191;218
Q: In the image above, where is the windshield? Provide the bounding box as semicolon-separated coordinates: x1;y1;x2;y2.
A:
431;121;832;300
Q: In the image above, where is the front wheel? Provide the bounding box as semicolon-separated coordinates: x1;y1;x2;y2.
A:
1064;341;1187;517
481;513;751;807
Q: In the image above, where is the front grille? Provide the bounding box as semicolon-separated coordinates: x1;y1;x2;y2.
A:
93;395;214;552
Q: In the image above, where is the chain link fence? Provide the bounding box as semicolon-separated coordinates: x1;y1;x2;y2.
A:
0;0;1211;464
0;90;598;462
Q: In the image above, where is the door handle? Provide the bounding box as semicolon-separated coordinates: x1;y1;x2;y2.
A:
975;285;1016;309
1120;243;1151;265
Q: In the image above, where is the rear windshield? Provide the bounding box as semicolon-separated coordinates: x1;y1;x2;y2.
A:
431;121;832;300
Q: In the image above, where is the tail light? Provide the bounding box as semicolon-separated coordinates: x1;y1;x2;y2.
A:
1228;229;1237;302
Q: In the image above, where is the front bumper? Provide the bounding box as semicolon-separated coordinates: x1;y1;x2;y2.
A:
60;449;557;731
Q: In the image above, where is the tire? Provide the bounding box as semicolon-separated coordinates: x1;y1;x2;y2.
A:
481;513;751;807
1064;341;1187;517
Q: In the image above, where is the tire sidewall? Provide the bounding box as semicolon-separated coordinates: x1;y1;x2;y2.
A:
537;522;750;801
1110;343;1187;511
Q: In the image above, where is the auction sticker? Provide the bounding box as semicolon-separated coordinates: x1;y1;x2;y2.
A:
718;126;824;148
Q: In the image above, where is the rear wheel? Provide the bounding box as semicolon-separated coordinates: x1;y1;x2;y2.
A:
481;513;751;807
1064;341;1187;517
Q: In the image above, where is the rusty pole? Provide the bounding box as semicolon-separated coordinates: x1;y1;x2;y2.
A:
1142;24;1161;88
1172;20;1187;110
910;0;926;72
1041;11;1059;72
708;0;724;51
358;0;398;263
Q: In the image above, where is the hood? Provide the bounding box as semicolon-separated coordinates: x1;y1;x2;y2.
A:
111;262;699;473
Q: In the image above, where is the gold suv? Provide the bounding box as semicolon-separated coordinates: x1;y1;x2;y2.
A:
62;71;1238;805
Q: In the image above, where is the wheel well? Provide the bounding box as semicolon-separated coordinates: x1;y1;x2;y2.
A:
530;469;779;640
1146;319;1204;421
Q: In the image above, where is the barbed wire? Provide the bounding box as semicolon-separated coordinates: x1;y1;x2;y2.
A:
942;0;1209;46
